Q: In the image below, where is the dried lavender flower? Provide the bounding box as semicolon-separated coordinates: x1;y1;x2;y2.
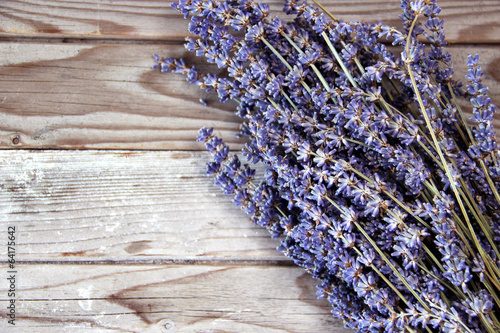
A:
155;0;500;331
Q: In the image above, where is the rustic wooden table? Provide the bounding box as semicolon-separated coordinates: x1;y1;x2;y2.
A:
0;1;499;332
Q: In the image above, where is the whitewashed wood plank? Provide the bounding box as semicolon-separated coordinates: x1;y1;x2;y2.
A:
0;264;351;332
0;43;499;149
0;150;283;262
0;0;498;43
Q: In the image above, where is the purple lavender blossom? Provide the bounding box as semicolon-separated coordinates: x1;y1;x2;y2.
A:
155;0;500;331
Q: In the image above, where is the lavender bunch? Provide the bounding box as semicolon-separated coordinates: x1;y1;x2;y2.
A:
154;0;500;331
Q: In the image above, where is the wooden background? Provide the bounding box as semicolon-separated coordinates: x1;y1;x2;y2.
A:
0;1;499;332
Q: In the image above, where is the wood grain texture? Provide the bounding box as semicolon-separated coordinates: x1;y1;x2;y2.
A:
0;0;499;43
0;43;499;149
0;43;243;150
0;150;285;262
0;264;350;332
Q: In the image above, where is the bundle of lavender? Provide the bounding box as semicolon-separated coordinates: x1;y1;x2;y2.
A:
154;0;500;331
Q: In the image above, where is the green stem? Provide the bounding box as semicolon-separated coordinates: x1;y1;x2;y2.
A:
311;0;338;21
261;38;311;93
321;31;358;88
417;261;464;299
351;219;430;312
405;15;500;287
279;32;334;95
345;159;432;229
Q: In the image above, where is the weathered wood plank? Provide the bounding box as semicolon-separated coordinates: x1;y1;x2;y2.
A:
0;43;243;150
0;0;498;44
0;264;350;332
0;150;286;262
0;43;499;150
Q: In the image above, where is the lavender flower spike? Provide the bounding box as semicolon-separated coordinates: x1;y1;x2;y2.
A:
156;0;500;331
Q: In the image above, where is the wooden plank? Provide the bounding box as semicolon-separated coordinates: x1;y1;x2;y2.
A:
0;0;499;44
0;264;350;332
0;43;243;150
0;150;287;262
1;43;499;150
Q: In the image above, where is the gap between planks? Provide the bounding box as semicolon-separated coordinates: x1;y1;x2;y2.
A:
1;258;295;266
0;34;187;45
1;34;499;47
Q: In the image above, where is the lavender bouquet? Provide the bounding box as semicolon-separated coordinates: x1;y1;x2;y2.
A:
154;0;500;331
